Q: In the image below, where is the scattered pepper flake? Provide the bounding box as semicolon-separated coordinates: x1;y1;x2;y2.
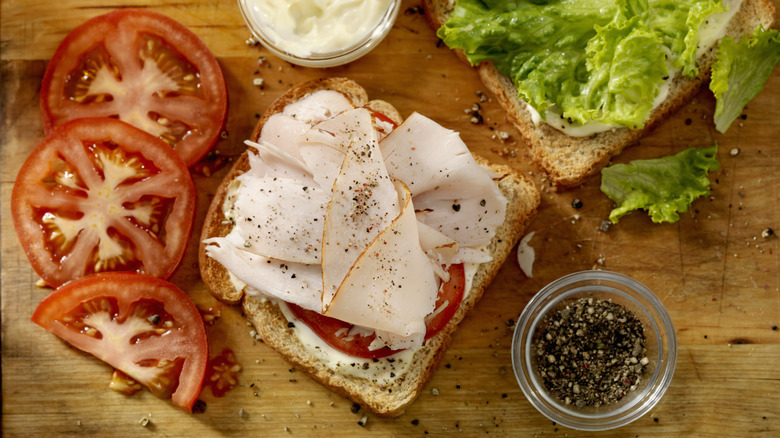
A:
404;5;424;15
146;314;161;325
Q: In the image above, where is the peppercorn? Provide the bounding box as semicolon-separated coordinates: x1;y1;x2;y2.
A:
534;298;648;408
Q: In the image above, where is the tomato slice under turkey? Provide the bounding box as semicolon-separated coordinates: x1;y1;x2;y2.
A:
40;9;228;166
288;263;467;359
31;272;208;412
11;117;195;288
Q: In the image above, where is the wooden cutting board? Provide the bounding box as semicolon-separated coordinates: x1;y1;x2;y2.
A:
2;1;779;436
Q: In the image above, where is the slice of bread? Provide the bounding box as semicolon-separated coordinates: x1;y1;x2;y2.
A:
199;77;540;417
423;0;777;188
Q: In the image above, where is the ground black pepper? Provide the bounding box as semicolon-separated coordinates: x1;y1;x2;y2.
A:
534;297;648;408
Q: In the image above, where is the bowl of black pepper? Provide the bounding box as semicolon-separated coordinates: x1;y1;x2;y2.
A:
512;270;677;431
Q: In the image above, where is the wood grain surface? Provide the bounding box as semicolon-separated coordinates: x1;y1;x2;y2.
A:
2;1;779;436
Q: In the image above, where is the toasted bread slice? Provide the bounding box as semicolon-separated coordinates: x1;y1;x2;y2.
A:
423;0;777;188
199;77;540;416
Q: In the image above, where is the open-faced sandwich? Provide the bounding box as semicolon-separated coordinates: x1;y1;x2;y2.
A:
199;77;540;416
424;0;777;188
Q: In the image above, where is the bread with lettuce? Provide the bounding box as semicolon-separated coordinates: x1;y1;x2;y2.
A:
424;0;776;188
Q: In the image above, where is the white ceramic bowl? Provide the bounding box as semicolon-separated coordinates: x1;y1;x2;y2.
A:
512;270;677;431
237;0;401;68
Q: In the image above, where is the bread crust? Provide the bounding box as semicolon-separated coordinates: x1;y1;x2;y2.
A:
199;78;541;416
423;0;777;189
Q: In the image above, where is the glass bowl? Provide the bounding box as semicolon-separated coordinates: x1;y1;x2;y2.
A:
511;270;677;431
237;0;402;68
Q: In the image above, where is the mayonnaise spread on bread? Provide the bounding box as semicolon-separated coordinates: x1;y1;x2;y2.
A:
526;0;743;137
205;90;508;352
240;0;394;57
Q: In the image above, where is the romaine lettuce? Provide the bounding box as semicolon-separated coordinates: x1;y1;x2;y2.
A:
600;145;719;223
710;26;780;133
438;0;727;128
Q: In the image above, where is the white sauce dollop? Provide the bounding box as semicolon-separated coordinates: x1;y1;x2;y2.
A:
517;232;535;279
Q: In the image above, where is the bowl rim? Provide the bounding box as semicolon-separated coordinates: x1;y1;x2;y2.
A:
237;0;402;68
511;270;677;431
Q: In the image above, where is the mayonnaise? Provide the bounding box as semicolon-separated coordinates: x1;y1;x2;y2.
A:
697;0;744;59
240;0;395;57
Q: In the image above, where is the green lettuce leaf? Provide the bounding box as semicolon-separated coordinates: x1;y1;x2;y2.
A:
438;0;727;128
710;26;780;133
582;16;668;127
600;145;719;223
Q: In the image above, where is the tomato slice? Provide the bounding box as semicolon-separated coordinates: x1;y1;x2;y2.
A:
367;107;399;128
288;303;401;359
31;272;208;411
424;263;466;340
40;9;228;166
11;118;195;287
288;263;467;358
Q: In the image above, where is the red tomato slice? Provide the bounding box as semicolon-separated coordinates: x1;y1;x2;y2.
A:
367;107;399;128
31;272;208;411
40;9;228;166
288;264;467;358
424;263;466;340
288;303;401;359
11;118;195;287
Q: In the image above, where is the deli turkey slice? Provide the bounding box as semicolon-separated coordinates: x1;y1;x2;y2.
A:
231;174;328;265
381;112;508;252
203;240;324;312
324;180;437;348
257;89;355;160
320;108;403;310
